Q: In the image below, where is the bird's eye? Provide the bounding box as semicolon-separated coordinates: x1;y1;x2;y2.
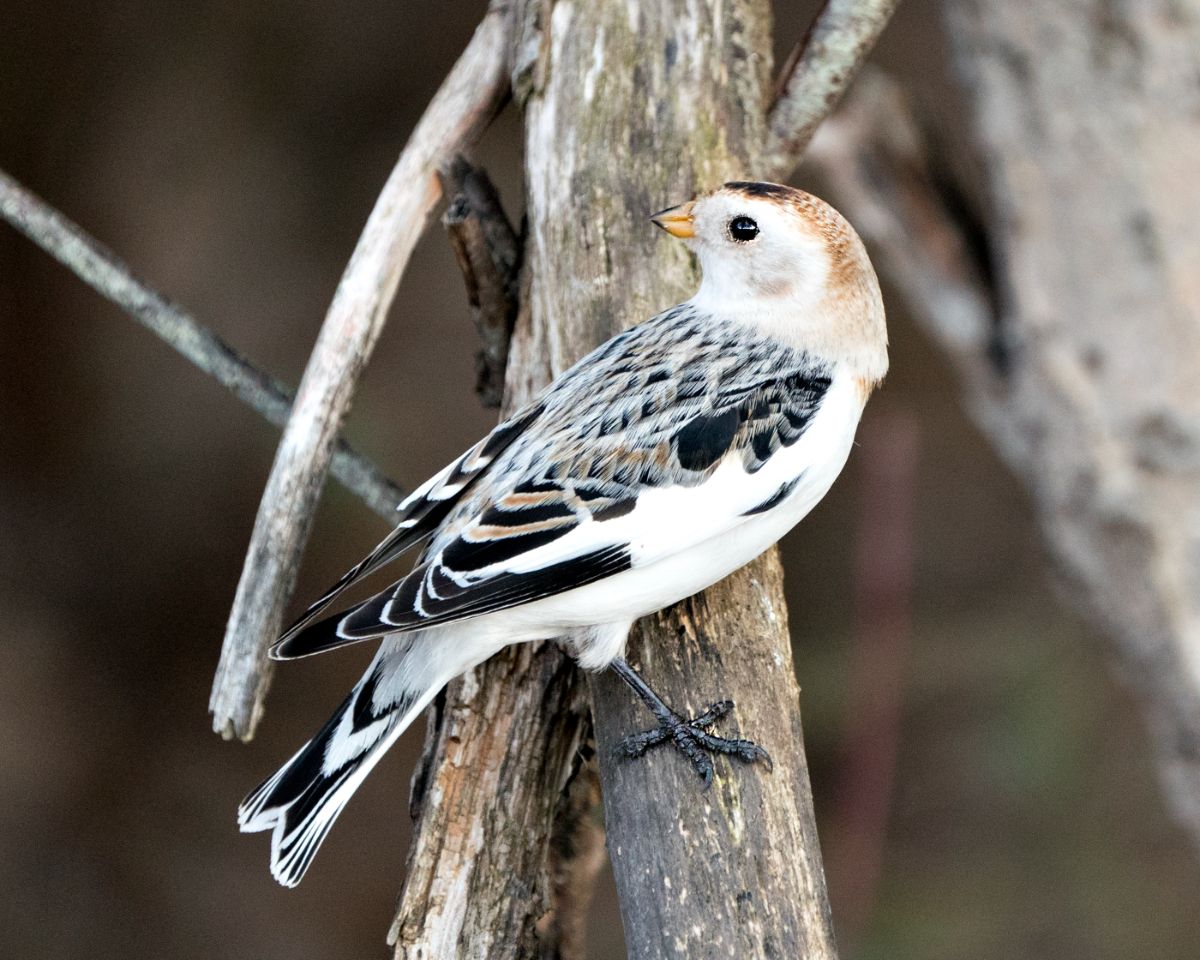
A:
729;216;759;242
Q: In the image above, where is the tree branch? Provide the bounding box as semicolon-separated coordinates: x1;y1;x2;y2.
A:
0;168;405;520
210;0;518;741
763;0;900;182
808;52;1200;854
440;156;522;408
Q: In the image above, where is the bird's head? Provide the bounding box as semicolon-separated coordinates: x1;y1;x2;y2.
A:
652;180;887;382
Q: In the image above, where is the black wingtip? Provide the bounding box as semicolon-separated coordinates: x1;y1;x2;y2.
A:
269;636;327;661
269;611;376;661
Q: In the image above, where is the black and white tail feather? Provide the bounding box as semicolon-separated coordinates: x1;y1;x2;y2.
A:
237;636;467;887
236;410;553;885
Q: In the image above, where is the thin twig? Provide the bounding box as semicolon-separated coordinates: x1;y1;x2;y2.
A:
210;0;518;741
762;0;901;181
0;168;405;520
440;157;522;408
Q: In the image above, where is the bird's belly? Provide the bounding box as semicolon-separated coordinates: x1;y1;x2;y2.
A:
497;372;862;638
599;516;790;617
508;452;847;633
585;484;827;620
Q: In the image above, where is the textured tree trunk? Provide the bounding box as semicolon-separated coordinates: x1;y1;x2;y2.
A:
388;643;592;958
519;3;837;956
811;0;1200;851
392;1;839;956
942;0;1200;852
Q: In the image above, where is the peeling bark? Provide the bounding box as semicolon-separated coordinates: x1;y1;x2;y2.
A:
441;157;522;408
390;643;592;958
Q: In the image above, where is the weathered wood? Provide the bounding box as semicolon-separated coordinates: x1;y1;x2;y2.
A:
593;555;836;958
440;157;522;408
209;2;516;741
810;0;1200;853
764;0;900;181
388;642;592;958
524;2;837;957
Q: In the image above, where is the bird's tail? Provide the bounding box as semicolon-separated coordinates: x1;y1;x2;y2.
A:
237;637;453;887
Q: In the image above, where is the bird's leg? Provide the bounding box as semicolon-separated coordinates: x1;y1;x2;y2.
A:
608;657;772;787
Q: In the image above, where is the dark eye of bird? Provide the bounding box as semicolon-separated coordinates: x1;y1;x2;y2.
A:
729;216;759;242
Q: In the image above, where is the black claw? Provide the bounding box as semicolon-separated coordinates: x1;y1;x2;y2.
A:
614;698;771;784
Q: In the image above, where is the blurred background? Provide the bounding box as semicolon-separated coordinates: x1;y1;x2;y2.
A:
2;1;1198;958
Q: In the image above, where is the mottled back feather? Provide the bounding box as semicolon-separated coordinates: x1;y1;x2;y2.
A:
273;304;832;658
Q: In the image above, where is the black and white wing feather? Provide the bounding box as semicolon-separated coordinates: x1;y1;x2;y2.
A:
271;403;543;656
273;306;834;658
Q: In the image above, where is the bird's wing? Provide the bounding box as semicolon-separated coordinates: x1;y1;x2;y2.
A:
271;402;545;653
273;307;839;658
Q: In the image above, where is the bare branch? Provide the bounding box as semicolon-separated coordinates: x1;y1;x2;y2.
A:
440;157;521;408
762;0;900;181
0;168;405;520
210;0;518;741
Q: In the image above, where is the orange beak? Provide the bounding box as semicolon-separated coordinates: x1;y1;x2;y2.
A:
650;201;696;239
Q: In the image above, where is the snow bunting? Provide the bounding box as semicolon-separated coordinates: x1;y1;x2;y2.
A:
239;181;888;887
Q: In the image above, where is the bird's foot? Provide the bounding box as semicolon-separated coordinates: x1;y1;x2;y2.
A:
614;699;772;788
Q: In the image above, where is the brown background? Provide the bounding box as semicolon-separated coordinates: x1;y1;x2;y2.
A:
2;1;1198;958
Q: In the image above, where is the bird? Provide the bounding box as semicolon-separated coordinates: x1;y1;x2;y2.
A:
238;180;888;887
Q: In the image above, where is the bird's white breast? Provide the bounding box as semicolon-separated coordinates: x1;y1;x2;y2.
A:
495;369;865;641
